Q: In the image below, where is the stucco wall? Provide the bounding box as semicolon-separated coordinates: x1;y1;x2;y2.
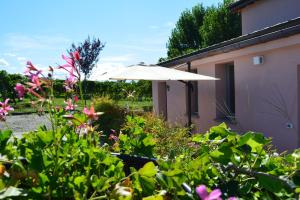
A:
166;80;187;125
234;46;299;150
153;35;300;151
241;0;300;34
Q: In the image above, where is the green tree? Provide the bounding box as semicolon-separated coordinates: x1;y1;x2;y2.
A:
0;71;25;102
200;0;241;47
166;4;206;58
163;0;241;60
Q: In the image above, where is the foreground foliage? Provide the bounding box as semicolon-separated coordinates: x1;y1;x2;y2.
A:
1;121;300;199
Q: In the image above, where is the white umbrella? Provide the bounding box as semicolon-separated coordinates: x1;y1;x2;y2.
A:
92;63;218;129
107;64;218;81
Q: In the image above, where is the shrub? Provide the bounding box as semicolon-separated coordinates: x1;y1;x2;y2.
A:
116;115;156;158
93;96;126;138
142;113;194;159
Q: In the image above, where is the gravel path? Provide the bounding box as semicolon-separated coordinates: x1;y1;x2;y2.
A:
0;114;51;138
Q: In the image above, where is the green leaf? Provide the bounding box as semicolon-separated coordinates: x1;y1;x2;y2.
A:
257;174;285;193
143;135;156;147
143;195;164;200
74;176;86;188
139;176;156;196
192;134;203;143
39;173;49;185
239;132;268;152
163;168;183;177
210;145;233;164
139;162;157;177
37;130;53;145
0;129;12;150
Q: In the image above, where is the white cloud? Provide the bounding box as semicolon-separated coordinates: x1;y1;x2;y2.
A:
4;33;70;51
111;44;164;53
4;53;16;57
0;58;9;66
100;54;135;62
17;56;26;61
16;56;27;65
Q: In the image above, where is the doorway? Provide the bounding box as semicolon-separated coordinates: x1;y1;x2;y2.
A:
157;82;168;120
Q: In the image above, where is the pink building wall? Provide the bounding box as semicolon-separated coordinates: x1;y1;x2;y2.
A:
153;34;300;151
241;0;300;34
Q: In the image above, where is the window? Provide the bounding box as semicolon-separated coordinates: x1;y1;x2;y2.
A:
215;63;235;121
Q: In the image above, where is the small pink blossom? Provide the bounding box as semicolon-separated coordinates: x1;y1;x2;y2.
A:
83;105;99;120
109;134;119;141
64;74;77;91
0;99;14;116
64;99;77;111
24;61;42;79
27;75;42;90
76;123;88;135
15;83;26;99
74;95;79;103
196;185;222;200
73;50;80;61
59;53;79;77
26;61;38;71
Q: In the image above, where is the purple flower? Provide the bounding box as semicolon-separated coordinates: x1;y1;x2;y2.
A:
196;185;222;200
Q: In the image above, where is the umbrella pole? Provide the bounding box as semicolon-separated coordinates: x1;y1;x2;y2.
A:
187;61;192;135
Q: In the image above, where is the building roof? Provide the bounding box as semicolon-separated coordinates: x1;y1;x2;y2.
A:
159;17;300;67
228;0;260;12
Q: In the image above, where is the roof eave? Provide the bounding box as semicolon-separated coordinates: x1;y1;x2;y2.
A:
228;0;258;12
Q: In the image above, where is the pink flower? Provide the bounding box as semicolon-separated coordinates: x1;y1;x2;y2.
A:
64;74;77;91
0;99;14;116
26;61;38;71
64;99;77;111
109;134;119;141
59;53;79;77
196;185;222;200
228;198;238;200
76;123;88;135
27;75;42;90
24;61;42;79
74;95;79;103
83;105;99;120
73;50;80;61
15;83;26;99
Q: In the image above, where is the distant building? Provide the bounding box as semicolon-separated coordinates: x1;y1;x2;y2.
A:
152;0;300;151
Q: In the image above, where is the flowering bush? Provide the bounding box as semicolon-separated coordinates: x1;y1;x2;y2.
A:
0;51;299;199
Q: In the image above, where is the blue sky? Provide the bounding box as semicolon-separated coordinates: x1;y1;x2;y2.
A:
0;0;222;78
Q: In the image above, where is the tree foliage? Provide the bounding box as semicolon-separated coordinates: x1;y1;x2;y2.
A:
163;0;241;60
166;4;206;58
70;36;105;78
0;70;25;102
200;0;241;47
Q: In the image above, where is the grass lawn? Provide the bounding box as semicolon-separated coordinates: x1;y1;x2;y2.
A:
12;98;152;114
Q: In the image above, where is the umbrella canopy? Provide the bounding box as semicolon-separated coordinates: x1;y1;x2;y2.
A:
106;64;218;81
90;63;218;130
